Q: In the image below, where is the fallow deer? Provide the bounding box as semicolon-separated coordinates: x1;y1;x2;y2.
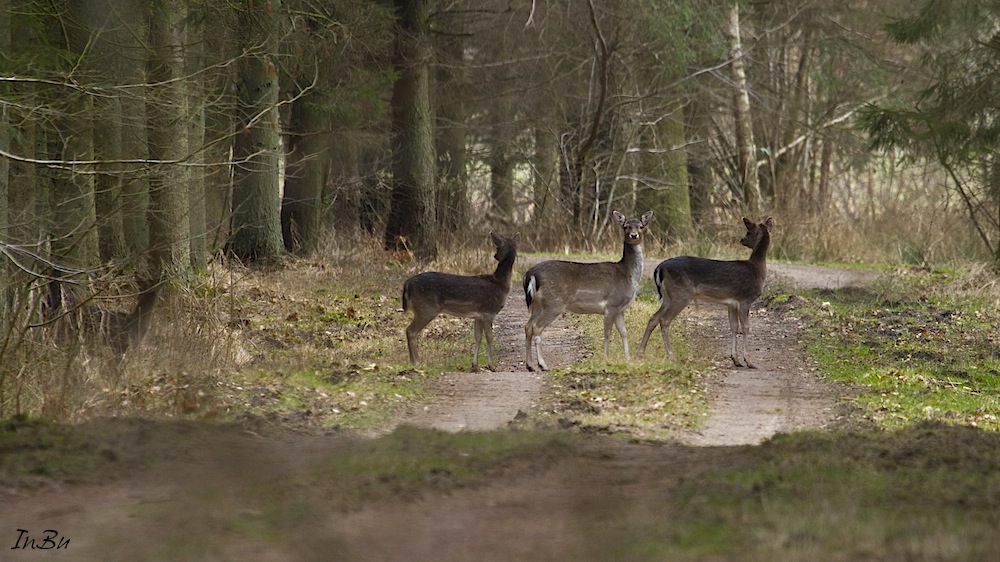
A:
637;217;774;368
402;233;519;372
523;210;653;371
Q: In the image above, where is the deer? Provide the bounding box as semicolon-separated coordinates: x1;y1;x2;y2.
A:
523;210;653;371
402;232;519;372
636;217;774;368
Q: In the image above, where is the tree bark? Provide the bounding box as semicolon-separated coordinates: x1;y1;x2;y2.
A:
384;0;436;260
229;0;284;263
638;104;691;238
434;9;468;232
283;88;331;254
532;125;559;223
186;14;208;271
146;0;190;278
727;3;762;214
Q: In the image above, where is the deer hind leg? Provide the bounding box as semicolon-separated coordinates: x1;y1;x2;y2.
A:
656;297;691;361
405;309;437;365
638;297;670;356
477;316;497;372
525;303;561;371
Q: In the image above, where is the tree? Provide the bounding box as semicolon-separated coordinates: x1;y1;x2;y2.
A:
726;2;761;214
433;8;470;232
146;0;190;278
384;0;436;260
229;0;284;263
861;0;1000;266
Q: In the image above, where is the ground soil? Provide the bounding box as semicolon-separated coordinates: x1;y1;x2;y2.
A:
0;262;878;560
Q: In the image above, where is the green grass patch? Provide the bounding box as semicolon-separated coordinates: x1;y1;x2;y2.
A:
788;267;1000;430
304;426;575;509
590;423;1000;560
538;286;712;439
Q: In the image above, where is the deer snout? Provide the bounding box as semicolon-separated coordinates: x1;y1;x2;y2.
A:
628;232;640;240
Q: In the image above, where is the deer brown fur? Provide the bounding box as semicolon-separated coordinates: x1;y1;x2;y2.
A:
637;217;773;368
402;233;519;372
523;211;652;371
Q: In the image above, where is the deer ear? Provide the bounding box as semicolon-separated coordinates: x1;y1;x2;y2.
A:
743;217;755;229
490;232;501;245
764;217;775;228
613;210;626;226
641;211;653;226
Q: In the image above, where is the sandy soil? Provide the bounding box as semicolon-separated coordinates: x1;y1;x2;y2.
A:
0;262;878;561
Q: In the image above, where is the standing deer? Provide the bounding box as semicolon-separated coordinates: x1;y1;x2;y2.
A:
523;210;653;371
402;233;519;372
637;217;774;368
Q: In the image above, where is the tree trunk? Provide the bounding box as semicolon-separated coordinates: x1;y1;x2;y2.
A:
727;3;761;214
187;15;208;271
532;125;559;223
229;0;284;263
638;104;691;239
0;3;8;327
325;133;361;235
282;88;331;254
434;10;468;232
489;133;515;223
48;12;99;284
384;0;436;261
146;0;190;278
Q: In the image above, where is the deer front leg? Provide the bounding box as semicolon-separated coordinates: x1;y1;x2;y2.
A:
727;305;743;367
739;306;756;369
612;312;629;360
472;318;484;372
483;317;496;372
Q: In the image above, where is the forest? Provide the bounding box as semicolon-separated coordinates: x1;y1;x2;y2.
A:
0;0;998;420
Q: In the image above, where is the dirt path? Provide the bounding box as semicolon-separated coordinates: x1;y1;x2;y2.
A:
0;263;881;561
394;262;879;445
392;289;581;432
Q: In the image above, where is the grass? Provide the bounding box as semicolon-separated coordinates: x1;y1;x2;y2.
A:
615;424;1000;560
777;266;1000;430
535;285;713;439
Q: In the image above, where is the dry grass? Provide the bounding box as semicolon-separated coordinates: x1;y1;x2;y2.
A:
1;205;994;425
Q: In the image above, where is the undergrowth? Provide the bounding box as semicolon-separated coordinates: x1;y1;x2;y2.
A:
781;266;1000;430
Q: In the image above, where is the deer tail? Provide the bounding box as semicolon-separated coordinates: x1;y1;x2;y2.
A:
524;273;537;308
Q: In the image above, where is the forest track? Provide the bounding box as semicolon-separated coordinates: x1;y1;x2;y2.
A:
392;261;879;445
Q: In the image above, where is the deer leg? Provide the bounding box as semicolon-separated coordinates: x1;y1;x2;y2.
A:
740;305;756;369
527;306;561;372
525;309;539;371
637;302;667;356
472;318;484;372
483;317;496;372
609;312;629;360
658;298;690;361
602;314;613;359
727;305;743;367
406;311;436;365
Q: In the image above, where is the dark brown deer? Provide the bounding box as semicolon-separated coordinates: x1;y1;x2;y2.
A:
523;210;653;371
402;233;519;372
637;217;774;368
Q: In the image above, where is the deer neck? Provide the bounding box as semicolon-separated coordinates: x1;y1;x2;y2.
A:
749;230;770;277
620;240;644;282
493;250;516;288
